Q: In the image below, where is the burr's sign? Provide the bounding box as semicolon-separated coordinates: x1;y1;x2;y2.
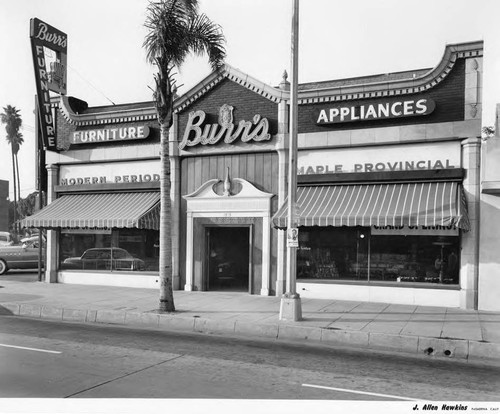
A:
179;104;271;150
30;18;68;151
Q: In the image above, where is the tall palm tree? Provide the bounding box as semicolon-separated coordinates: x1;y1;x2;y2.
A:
143;0;226;312
1;105;24;233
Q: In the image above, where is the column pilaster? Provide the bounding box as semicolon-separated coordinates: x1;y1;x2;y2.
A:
460;137;481;309
45;164;59;283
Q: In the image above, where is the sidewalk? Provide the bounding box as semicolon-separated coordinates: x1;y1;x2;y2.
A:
1;278;499;366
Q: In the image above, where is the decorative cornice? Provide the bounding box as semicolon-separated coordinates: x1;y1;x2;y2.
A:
297;41;483;104
173;63;287;113
56;41;483;125
57;96;157;127
175;41;483;110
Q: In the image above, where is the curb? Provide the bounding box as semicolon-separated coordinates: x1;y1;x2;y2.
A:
2;303;499;366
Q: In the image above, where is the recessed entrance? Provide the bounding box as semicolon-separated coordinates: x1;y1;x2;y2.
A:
206;227;250;292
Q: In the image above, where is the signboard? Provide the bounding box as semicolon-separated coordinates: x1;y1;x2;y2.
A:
298;142;461;175
287;228;299;248
59;160;160;186
62;229;111;235
71;126;150;144
371;225;458;237
313;98;435;125
179;104;271;150
30;18;68;151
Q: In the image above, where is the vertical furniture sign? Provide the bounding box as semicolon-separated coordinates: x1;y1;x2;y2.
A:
30;18;68;151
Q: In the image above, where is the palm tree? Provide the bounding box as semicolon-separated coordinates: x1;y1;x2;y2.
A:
143;0;226;312
1;105;24;233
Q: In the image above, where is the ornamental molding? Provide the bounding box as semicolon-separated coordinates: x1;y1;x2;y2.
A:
297;41;483;105
173;63;288;113
56;41;483;125
57;96;157;127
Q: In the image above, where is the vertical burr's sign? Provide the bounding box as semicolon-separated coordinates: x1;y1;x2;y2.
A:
30;18;68;151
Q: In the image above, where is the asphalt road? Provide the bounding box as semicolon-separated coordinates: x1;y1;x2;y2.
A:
0;316;499;401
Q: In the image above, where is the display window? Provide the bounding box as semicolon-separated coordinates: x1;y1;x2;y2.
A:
59;228;159;272
297;227;459;285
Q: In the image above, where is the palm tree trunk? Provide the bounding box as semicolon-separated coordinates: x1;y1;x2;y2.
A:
11;150;17;233
159;122;175;312
15;153;20;234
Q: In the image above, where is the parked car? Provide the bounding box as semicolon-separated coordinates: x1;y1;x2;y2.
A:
63;247;146;271
0;231;13;246
0;237;44;275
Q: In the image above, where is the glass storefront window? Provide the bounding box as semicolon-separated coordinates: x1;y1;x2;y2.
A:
59;229;159;272
297;227;369;281
297;227;460;285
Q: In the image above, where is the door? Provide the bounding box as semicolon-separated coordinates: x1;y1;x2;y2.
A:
206;226;250;292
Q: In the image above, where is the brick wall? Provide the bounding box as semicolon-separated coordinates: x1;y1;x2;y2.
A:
298;59;466;134
177;78;279;138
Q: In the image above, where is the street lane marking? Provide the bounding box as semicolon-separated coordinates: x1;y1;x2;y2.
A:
0;343;61;354
302;383;418;401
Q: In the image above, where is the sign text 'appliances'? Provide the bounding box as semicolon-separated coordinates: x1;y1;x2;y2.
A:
179;104;271;150
71;126;150;144
314;98;436;125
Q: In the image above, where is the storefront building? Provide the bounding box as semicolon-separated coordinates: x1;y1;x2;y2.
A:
24;41;489;310
173;40;483;309
23;96;162;288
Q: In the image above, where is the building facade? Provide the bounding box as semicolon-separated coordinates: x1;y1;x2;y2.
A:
173;41;482;309
24;96;162;288
24;41;492;310
0;180;9;232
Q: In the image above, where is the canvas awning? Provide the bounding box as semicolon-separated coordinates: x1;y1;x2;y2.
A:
273;181;470;230
20;192;160;230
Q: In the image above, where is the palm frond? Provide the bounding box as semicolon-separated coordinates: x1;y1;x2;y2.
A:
143;0;225;71
180;13;226;71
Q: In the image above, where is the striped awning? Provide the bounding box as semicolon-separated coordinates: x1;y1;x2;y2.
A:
20;192;160;230
273;182;470;230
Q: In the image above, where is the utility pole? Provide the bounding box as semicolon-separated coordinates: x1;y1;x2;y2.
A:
279;0;302;321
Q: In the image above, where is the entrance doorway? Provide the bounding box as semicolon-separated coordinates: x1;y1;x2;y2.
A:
207;227;250;292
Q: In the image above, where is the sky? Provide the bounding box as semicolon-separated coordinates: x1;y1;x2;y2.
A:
0;0;499;199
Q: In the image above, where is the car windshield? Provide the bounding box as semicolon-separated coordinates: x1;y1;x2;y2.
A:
113;249;129;259
82;250;109;260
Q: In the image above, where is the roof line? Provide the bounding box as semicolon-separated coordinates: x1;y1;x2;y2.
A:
57;41;483;125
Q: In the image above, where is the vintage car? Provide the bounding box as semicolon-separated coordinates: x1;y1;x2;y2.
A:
0;231;13;246
0;236;44;275
63;247;146;271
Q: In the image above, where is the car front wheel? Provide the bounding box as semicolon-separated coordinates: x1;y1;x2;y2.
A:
0;259;8;275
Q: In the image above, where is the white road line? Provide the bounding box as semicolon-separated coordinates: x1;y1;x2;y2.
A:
302;383;419;401
0;343;62;354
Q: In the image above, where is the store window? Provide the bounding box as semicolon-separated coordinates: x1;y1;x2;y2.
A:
297;227;369;281
297;227;460;285
59;229;159;272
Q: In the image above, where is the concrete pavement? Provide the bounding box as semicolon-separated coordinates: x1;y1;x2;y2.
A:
0;277;499;366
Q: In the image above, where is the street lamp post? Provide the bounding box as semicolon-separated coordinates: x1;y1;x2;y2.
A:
279;0;302;321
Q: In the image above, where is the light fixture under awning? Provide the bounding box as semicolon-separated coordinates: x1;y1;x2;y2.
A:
20;192;160;230
272;181;469;231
